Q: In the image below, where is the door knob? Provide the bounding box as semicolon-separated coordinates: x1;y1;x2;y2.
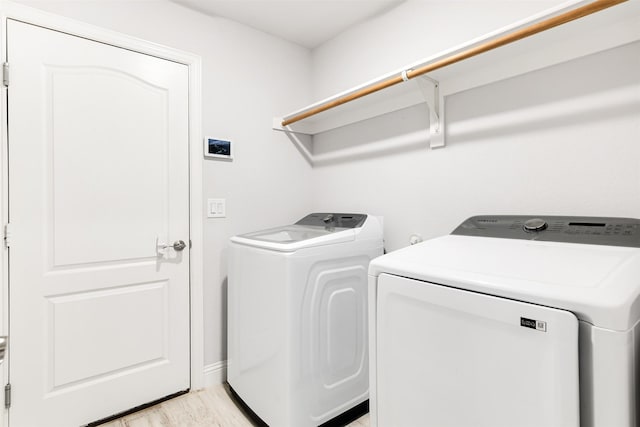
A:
158;240;187;251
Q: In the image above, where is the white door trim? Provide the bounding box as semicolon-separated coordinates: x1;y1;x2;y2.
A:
0;3;204;424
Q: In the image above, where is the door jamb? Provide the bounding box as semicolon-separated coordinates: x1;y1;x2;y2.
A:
0;5;205;425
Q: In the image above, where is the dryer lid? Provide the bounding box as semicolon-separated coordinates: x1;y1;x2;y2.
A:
370;216;640;331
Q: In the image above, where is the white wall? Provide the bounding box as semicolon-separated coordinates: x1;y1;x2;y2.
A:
13;0;315;368
310;1;640;251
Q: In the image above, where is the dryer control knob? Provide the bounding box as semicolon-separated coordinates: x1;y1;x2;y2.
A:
523;218;548;232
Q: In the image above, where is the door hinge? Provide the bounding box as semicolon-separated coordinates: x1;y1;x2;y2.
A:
2;62;8;87
4;223;11;248
4;383;10;409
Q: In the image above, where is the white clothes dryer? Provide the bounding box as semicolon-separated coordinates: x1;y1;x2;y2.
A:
368;215;640;427
228;213;383;427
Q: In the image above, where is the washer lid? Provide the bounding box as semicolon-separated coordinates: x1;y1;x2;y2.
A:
230;213;368;252
369;234;640;331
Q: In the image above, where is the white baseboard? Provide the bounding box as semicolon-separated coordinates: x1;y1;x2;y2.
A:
203;360;227;388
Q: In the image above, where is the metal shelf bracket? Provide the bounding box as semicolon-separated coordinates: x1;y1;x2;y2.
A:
415;75;445;149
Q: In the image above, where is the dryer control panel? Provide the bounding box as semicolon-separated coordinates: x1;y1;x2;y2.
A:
452;215;640;247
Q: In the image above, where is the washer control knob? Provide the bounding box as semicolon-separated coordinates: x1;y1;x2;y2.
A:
523;218;548;232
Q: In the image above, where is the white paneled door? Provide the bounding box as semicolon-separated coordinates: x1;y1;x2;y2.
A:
6;20;190;427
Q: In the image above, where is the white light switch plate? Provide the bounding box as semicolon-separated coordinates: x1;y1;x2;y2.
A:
207;198;226;218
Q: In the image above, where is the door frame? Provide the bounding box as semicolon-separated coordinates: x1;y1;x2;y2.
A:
0;3;204;425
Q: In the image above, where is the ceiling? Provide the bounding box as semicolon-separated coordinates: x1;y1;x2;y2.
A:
170;0;405;49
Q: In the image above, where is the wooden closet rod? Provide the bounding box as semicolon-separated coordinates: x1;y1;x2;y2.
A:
281;0;627;127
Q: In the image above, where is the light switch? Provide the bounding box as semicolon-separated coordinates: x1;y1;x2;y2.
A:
207;198;226;218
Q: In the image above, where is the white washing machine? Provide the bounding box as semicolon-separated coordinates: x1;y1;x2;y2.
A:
368;215;640;427
228;213;383;427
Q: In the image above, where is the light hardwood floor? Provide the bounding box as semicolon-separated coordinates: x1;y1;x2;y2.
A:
100;384;370;427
